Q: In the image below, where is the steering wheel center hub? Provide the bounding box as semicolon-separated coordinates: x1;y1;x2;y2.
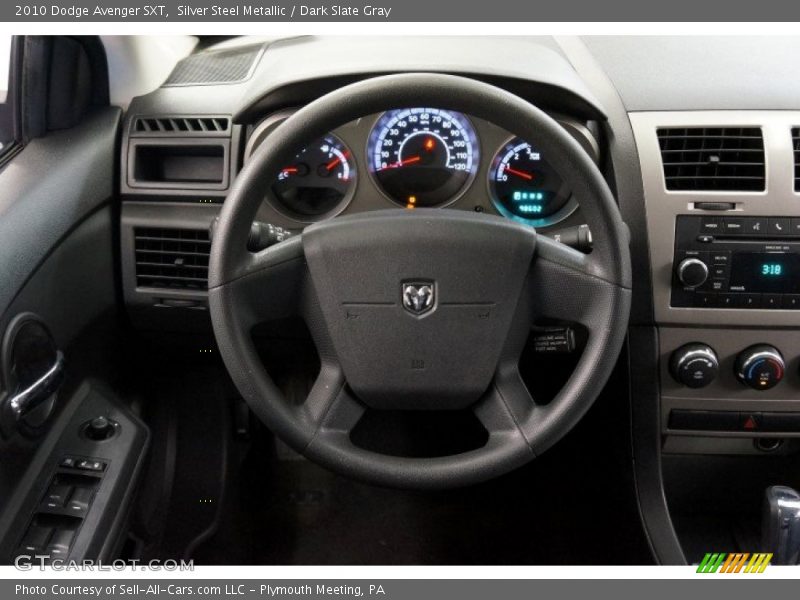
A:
303;210;536;410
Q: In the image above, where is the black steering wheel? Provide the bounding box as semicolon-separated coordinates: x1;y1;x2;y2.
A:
209;73;631;490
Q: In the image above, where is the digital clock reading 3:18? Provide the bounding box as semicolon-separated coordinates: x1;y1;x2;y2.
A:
761;263;783;276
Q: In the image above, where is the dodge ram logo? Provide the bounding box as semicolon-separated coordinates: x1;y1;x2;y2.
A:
402;283;434;315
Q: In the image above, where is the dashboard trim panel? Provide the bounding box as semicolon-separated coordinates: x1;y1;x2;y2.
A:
630;110;800;327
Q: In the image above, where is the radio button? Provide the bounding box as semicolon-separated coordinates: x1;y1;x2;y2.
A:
723;217;745;234
762;294;782;309
696;235;714;243
790;218;800;236
717;294;736;308
744;217;767;235
711;265;730;278
781;295;800;309
710;252;731;265
768;217;790;236
734;293;761;308
694;293;717;308
708;279;727;292
700;217;723;233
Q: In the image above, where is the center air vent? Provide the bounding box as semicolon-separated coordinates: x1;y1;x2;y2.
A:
134;228;210;290
793;127;800;192
657;127;765;192
132;116;230;136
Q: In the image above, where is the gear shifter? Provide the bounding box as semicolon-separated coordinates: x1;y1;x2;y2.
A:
762;486;800;565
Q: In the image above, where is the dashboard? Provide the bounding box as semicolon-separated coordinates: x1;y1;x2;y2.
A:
243;107;598;229
116;35;800;453
105;34;800;565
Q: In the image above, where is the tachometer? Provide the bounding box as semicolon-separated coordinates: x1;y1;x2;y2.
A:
488;137;576;227
270;134;356;221
368;108;479;208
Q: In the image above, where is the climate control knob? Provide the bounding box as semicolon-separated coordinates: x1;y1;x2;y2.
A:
676;257;709;288
670;343;719;388
735;345;785;391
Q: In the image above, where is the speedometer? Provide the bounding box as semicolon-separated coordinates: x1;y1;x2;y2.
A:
367;108;479;208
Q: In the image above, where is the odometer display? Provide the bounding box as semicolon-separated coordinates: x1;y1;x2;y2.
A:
488;138;575;227
368;108;479;208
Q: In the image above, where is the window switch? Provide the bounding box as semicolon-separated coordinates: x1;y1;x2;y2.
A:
44;484;71;508
20;525;52;553
66;487;94;515
47;529;75;558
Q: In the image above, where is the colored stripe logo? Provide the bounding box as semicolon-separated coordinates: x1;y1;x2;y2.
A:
697;552;772;573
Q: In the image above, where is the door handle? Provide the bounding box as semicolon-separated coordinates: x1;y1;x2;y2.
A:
5;350;65;421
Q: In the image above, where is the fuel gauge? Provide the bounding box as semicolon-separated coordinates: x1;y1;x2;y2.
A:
488;137;576;228
271;134;356;221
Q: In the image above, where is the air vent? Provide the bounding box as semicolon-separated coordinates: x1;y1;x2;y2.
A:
134;228;210;290
793;127;800;192
657;127;765;192
132;116;230;136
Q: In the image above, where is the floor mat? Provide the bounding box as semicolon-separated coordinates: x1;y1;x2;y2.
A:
191;399;653;565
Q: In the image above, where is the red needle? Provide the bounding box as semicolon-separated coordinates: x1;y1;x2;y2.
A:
504;166;534;181
325;157;341;171
282;167;298;174
383;155;421;170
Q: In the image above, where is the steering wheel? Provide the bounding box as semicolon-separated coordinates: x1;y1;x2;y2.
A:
209;73;631;490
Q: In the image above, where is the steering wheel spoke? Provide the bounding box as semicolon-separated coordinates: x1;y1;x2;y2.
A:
530;236;623;329
474;364;538;443
213;236;308;329
295;359;365;434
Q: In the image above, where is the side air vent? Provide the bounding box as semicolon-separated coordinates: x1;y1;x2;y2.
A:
132;116;231;136
793;127;800;192
134;228;210;290
657;127;765;192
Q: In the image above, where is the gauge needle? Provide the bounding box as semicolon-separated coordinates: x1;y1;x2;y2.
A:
325;157;341;171
382;155;421;170
504;166;534;181
282;167;298;174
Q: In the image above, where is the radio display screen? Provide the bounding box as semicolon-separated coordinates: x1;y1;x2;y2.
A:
729;252;800;293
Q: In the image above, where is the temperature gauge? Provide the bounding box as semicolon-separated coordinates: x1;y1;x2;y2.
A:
271;134;356;221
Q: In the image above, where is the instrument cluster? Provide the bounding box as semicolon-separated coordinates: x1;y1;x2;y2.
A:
244;107;598;229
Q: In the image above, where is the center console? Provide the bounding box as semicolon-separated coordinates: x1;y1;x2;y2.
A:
631;110;800;452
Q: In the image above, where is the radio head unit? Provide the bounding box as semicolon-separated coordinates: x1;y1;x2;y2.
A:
672;215;800;309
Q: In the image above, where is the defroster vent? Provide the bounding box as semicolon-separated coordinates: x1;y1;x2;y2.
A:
657;127;765;192
135;228;210;290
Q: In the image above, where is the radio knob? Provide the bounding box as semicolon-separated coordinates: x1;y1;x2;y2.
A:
676;257;709;288
670;343;719;388
735;345;785;391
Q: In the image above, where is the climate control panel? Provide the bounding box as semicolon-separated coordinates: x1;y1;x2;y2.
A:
663;333;800;439
670;343;786;391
